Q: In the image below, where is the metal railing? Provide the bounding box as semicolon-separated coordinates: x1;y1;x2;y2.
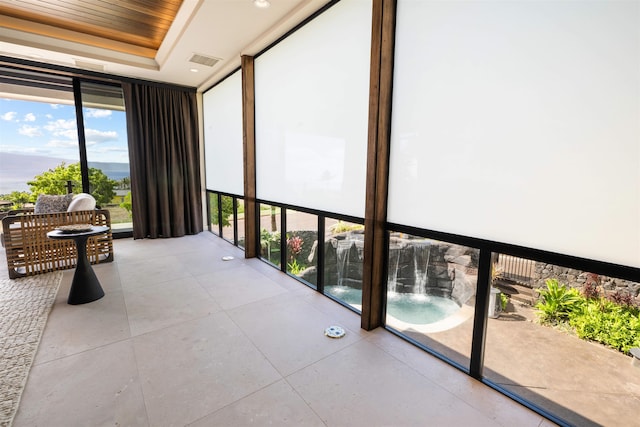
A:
496;253;535;287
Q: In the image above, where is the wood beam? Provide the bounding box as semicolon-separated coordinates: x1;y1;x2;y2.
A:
361;0;396;331
242;55;258;258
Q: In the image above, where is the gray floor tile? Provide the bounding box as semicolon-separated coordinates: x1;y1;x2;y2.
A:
15;340;148;427
133;312;282;427
8;234;552;427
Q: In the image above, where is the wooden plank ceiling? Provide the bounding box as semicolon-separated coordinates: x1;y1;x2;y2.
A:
0;0;183;58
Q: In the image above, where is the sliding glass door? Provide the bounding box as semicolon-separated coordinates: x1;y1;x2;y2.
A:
0;66;132;236
79;82;132;233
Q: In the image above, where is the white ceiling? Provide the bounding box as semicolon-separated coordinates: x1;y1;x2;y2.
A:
0;0;331;91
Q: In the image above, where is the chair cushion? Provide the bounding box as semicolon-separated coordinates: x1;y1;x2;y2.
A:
67;193;96;212
33;193;74;214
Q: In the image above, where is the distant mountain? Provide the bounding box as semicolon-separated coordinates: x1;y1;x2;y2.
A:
87;161;130;181
0;153;129;194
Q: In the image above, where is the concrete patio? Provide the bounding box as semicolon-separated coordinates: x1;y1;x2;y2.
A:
393;295;640;427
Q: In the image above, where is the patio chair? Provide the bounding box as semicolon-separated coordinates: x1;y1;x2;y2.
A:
1;193;114;279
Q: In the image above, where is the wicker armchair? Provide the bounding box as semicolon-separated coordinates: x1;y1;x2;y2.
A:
1;209;114;279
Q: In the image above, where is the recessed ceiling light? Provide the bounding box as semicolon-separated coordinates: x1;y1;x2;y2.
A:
254;0;270;8
190;68;199;73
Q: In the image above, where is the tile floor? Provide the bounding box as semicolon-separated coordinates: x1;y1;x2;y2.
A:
10;233;557;426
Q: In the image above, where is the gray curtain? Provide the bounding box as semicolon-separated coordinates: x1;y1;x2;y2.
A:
122;82;203;239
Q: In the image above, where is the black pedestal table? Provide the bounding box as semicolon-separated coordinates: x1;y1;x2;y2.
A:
47;225;109;305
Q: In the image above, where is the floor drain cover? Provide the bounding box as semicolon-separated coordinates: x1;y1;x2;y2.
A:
324;325;345;339
221;256;234;261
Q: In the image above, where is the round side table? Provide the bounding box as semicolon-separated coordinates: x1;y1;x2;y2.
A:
47;225;109;305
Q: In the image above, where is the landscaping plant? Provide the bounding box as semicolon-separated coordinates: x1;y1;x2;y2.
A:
535;279;583;323
581;281;600;300
569;298;640;354
259;228;281;265
608;290;635;307
287;259;305;275
286;234;306;275
329;221;364;234
500;292;509;312
536;279;640;355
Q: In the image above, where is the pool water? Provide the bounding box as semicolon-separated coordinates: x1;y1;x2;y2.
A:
325;286;461;325
325;285;363;306
386;291;461;324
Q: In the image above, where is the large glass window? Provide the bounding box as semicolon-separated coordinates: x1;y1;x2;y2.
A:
236;198;245;249
0;69;75;209
208;192;220;236
0;97;76;199
207;191;246;249
220;194;234;243
0;68;131;237
259;203;281;267
323;219;365;311
285;209;318;288
485;255;640;426
80;82;131;232
385;231;479;370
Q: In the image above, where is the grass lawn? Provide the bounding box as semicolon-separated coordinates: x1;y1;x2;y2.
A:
105;205;132;224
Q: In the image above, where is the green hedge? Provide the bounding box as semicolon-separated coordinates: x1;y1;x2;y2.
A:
536;279;640;354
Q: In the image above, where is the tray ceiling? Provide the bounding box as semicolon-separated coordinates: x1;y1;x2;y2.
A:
0;0;331;89
0;0;183;58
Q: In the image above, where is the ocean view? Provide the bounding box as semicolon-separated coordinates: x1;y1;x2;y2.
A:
0;153;129;194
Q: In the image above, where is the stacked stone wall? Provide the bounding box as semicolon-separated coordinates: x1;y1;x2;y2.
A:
322;231;365;289
533;263;640;306
303;232;478;306
386;235;478;306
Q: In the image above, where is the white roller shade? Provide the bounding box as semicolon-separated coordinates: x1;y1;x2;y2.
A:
254;0;372;218
203;71;244;195
388;0;639;268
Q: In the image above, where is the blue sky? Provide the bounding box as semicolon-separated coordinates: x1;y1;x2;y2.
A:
0;97;129;164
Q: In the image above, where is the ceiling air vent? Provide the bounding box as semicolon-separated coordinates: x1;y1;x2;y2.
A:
188;53;220;67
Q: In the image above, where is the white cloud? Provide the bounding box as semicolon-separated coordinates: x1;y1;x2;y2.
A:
1;111;17;121
23;113;36;122
84;128;118;144
47;139;78;148
41;119;78;146
0;144;51;156
44;119;76;134
18;125;43;137
85;108;112;118
87;146;128;157
41;121;118;148
53;129;78;141
50;104;63;109
102;146;127;153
